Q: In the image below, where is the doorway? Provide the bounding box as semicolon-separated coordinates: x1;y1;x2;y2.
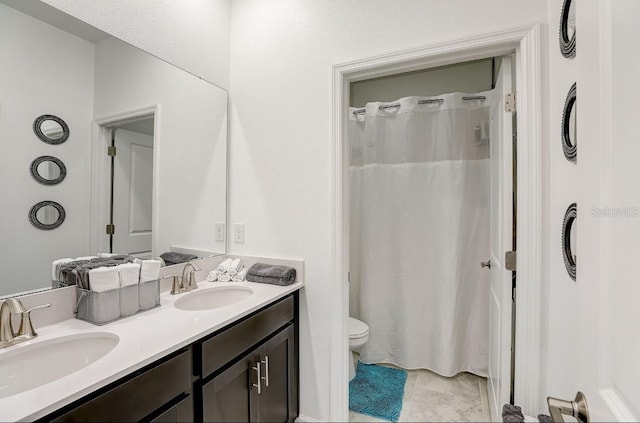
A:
108;117;155;257
346;56;514;422
90;105;159;259
331;24;543;421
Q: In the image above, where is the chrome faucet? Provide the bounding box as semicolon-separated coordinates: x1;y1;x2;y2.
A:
166;261;200;295
0;298;51;349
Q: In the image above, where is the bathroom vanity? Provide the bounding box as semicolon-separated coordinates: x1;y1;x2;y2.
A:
0;281;302;422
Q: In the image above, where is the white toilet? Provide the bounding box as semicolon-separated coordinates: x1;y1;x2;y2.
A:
348;317;370;381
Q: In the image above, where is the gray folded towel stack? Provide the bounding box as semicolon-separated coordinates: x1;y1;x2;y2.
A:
246;263;296;286
160;252;197;266
502;404;524;423
502;404;524;422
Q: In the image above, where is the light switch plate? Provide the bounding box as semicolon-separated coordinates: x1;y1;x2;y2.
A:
215;222;225;242
233;223;245;244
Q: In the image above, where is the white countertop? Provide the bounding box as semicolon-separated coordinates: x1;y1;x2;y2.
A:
0;280;304;422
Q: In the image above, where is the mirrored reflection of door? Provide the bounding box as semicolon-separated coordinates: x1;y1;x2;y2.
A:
111;121;154;257
487;55;514;421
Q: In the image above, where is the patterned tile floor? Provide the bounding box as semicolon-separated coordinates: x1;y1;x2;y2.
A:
349;367;491;422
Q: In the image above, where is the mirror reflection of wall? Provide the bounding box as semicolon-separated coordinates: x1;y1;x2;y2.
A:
0;1;228;297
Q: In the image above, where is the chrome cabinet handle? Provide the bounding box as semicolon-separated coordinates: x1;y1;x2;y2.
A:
481;260;492;269
252;362;261;395
261;355;269;387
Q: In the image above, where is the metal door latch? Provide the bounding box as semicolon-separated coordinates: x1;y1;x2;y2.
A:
547;391;589;422
481;260;492;269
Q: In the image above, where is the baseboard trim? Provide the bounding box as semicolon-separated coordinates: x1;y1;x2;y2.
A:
295;414;321;422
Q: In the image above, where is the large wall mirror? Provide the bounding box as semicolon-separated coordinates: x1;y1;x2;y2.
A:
0;0;228;297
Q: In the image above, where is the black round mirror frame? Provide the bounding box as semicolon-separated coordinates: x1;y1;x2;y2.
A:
29;201;66;230
30;155;67;185
33;114;70;145
559;0;576;58
562;82;577;162
562;202;577;281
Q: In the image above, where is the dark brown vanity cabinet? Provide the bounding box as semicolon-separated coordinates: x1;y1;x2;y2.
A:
42;348;194;423
197;296;298;422
201;324;295;422
37;293;299;423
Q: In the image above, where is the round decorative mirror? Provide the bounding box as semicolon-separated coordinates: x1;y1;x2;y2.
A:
30;156;67;185
562;203;577;281
559;0;576;58
29;201;66;230
33;114;70;145
562;83;577;162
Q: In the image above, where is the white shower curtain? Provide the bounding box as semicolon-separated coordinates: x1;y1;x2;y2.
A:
349;91;495;377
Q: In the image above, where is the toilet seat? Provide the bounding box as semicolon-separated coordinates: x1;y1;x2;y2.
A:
349;317;369;339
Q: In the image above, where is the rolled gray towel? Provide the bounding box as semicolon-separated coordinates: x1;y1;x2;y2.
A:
246;263;296;286
537;414;553;423
502;404;524;423
160;252;197;266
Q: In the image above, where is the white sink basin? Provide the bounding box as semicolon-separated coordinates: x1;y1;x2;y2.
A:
0;332;119;399
174;286;254;311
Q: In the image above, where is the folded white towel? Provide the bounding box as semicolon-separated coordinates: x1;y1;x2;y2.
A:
206;271;218;282
216;258;234;274
51;258;73;281
227;258;243;276
232;269;247;282
117;263;141;287
89;267;119;293
140;259;161;283
98;252;118;258
218;272;232;283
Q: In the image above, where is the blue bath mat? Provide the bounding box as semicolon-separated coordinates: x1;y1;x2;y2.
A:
349;362;407;422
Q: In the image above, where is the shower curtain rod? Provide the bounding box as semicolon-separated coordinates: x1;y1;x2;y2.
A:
352;95;487;115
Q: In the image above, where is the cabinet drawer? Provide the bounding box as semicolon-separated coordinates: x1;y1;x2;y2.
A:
200;296;294;377
54;349;192;422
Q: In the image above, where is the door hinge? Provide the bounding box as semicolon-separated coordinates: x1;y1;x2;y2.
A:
107;146;116;157
505;93;516;112
106;224;115;235
505;250;516;271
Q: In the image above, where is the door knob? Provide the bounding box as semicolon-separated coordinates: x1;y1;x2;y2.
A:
547;391;589;422
481;260;492;269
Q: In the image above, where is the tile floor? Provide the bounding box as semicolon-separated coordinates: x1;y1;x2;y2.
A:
349;367;491;422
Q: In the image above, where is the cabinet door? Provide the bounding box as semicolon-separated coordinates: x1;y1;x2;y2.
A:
257;324;296;423
150;394;193;423
202;353;259;422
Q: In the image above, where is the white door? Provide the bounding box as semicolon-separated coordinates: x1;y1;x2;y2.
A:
112;128;153;256
570;1;640;421
487;55;514;422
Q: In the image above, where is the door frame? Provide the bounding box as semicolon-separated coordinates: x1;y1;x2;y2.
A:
330;23;543;420
89;105;160;256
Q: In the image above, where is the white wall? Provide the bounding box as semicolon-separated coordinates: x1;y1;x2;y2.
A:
229;1;548;420
0;4;94;296
42;0;231;90
350;59;493;107
94;37;228;257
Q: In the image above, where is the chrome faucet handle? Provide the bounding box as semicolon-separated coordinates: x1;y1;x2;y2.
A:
0;298;26;342
162;275;182;295
18;303;51;338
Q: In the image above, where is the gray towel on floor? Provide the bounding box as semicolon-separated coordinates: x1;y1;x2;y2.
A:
160;252;197;266
537;414;553;422
502;404;524;423
246;263;296;286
